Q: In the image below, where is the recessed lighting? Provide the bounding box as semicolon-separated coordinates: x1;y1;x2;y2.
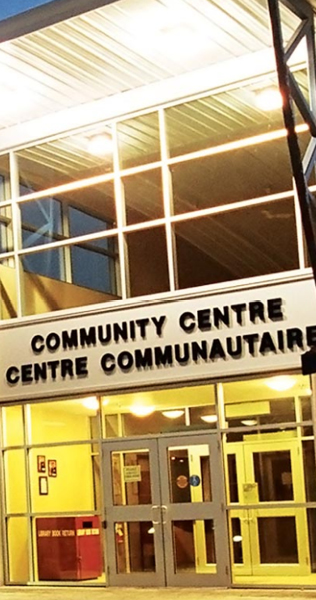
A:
241;419;257;426
255;87;283;111
87;133;113;157
266;376;296;392
201;414;217;423
162;410;184;419
233;535;242;543
82;396;99;410
130;405;155;417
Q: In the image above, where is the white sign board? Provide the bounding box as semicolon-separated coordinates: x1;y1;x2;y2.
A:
1;278;316;402
123;465;141;483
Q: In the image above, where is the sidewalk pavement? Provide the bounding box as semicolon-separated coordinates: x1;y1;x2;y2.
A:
1;588;316;600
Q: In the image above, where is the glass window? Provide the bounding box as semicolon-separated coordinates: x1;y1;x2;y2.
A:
20;182;115;249
0;205;13;253
0;258;17;319
17;125;113;193
2;406;24;446
115;522;155;574
21;246;64;281
126;226;169;297
30;444;99;513
170;138;293;216
174;198;299;290
70;237;118;295
4;449;27;513
21;198;62;248
122;168;164;225
172;520;216;572
28;399;100;444
0;154;10;201
111;450;152;506
117;112;160;170
7;517;30;582
165;85;285;158
222;374;310;428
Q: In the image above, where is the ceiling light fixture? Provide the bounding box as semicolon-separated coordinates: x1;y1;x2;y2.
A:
255;87;283;111
87;133;113;157
162;410;184;419
266;376;296;392
130;405;155;417
241;419;257;426
82;396;99;410
201;414;217;423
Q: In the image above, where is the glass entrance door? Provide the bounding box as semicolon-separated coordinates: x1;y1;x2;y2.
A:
103;433;229;587
226;434;310;581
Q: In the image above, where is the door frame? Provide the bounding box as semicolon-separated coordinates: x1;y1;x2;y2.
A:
102;431;230;587
225;434;310;579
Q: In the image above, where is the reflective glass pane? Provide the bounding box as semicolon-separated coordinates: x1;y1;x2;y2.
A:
0;205;13;253
0;258;17;319
303;440;316;502
175;199;298;290
172;520;216;573
170;138;292;215
21;246;64;281
231;517;243;564
111;450;152;506
223;374;309;428
21;197;62;248
4;449;27;513
70;237;118;295
123;410;186;436
7;517;29;582
17;125;113;193
29;399;99;444
122;168;164;225
165;82;286;158
20;182;115;249
30;444;98;513
227;454;239;503
257;516;298;563
115;522;155;574
168;445;212;503
0;154;10;201
253;450;293;501
2;405;24;446
117;112;160;169
127;226;169;297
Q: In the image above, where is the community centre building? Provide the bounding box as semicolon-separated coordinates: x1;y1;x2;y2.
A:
1;0;316;590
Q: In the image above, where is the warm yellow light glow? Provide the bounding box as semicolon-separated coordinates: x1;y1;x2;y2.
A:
130;405;155;417
102;397;110;406
162;410;184;419
87;133;113;156
256;87;283;111
201;414;217;423
82;396;99;410
265;376;296;392
241;419;257;426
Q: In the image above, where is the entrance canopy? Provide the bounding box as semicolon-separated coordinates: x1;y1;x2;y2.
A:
0;0;306;152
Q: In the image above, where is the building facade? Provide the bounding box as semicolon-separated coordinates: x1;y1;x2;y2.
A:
0;0;316;589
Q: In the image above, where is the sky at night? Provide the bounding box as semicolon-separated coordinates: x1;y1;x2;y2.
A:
0;0;54;21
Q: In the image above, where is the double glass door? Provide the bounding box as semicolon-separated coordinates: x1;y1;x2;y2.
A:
226;434;310;581
102;433;229;586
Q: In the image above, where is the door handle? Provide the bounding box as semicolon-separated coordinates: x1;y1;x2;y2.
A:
151;505;160;525
161;505;167;525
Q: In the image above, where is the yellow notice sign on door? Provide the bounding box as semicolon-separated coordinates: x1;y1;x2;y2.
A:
123;465;141;482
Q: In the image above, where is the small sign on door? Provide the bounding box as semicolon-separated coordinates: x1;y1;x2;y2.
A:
123;465;141;482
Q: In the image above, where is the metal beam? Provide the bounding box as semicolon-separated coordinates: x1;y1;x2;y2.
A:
267;0;316;283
